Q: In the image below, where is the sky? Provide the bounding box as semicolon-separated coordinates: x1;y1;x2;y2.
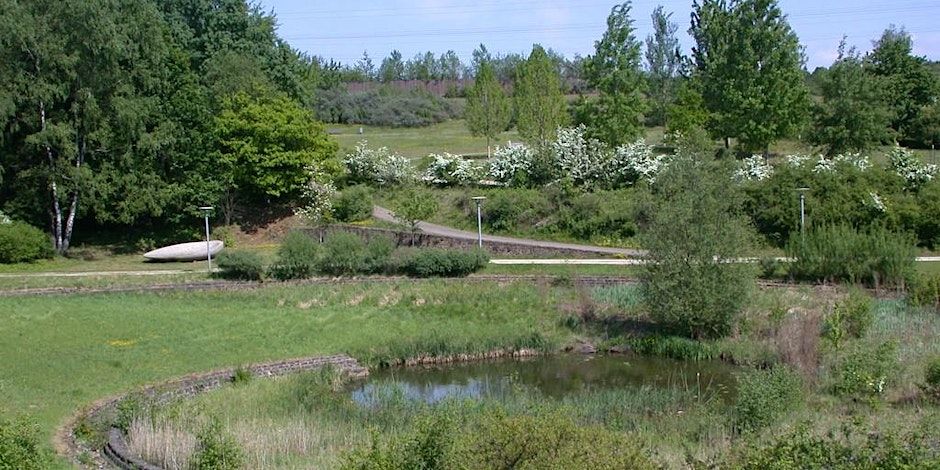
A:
258;0;940;70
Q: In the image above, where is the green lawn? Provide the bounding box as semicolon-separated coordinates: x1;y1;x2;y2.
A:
329;120;520;159
0;280;572;464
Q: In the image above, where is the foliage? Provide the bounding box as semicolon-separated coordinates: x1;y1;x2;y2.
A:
294;176;336;225
269;231;320;280
333;185;373;222
213;92;340;216
488;142;535;186
0;222;52;264
734;156;773;182
392;186;439;244
822;289;874;348
189;418;244;470
422;153;483;186
690;0;809;151
628;335;720;361
316;232;393;276
551;125;609;187
923;356;940;402
578;1;647;145
514;45;568;147
215;251;265;281
810;41;892;155
465;61;511;155
314;87;459;128
398;248;489;277
733;366;803;433
739;425;940;469
343;141;413;186
887;146;937;189
645;6;681;127
666;79;709;136
0;415;51;470
640;154;757;339
785;225;915;288
831;341;898;398
908;273;940;309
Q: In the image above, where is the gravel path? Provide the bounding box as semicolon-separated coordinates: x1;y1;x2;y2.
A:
372;206;645;257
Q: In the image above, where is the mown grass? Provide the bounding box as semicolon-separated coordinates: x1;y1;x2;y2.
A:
329;120;520;159
0;280;573;463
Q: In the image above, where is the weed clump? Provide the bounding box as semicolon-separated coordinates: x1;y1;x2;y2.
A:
734;366;804;433
216;251;264;281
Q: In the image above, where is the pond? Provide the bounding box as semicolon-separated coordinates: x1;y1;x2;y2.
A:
350;354;738;406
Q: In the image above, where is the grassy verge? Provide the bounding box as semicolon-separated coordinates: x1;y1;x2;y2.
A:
329;120;520;159
0;280;573;461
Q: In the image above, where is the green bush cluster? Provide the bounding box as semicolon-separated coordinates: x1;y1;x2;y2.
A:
734;366;804;433
0;222;53;264
0;415;51;470
189;419;243;470
341;409;656;470
739;425;940;469
333;185;374;222
786;224;915;288
908;273;940;308
269;231;320;280
316;232;393;275
831;341;898;398
922;356;940;402
397;248;489;277
314;88;459;128
822;289;874;348
215;251;265;281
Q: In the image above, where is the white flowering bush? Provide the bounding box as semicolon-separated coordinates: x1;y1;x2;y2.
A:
734;155;774;182
0;210;10;225
867;191;886;213
833;153;871;171
888;146;937;188
610;139;665;184
784;154;811;168
294;174;336;224
812;156;836;174
552;125;609;186
488;142;534;185
343;140;413;185
422;153;483;186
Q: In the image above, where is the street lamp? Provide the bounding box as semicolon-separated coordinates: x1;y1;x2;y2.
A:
471;196;486;248
198;206;214;274
795;188;810;241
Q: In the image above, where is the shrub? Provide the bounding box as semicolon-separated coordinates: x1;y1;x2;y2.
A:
483;189;551;232
215;251;264;281
488;142;535;186
0;415;51;470
210;225;238;249
269;231;319;280
786;224;915;288
822;289;874;348
316;232;393;276
0;222;52;264
399;249;489;277
343;141;413;186
734;366;804;433
333;185;373;222
908;273;940;308
314;88;458;128
922;356;940;401
831;341;898;398
189;419;243;470
421;153;484;186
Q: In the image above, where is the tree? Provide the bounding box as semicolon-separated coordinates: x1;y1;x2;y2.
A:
213;92;339;224
577;1;647;145
514;45;568;148
645;5;681;127
465;62;512;157
393;186;439;245
690;0;809;152
641;151;757;339
866;26;940;148
354;51;375;81
379;50;405;82
810;40;893;155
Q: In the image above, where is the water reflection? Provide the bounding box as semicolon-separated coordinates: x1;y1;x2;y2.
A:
350;354;736;406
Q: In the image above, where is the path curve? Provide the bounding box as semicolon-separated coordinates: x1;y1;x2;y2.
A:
373;206;644;257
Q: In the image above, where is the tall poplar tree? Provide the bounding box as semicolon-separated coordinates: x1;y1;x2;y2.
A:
645;6;681;127
690;0;809;153
465;61;511;157
514;45;567;147
578;1;647;146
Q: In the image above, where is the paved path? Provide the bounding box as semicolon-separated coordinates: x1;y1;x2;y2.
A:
373;206;644;257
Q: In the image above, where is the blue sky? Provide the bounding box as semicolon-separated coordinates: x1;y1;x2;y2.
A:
259;0;939;70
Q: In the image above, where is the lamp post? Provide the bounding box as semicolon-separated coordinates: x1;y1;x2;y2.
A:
198;206;214;274
795;188;810;241
471;196;486;248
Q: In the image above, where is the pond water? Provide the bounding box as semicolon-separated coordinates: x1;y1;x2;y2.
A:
350;354;737;405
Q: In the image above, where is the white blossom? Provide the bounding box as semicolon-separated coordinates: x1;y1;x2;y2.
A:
868;192;886;212
813;156;836;174
552;125;608;186
833;153;871;171
0;211;10;225
422;152;483;186
784;154;811;168
343;140;414;185
488;142;534;185
294;172;336;224
734;155;774;181
888;146;936;188
610;139;664;183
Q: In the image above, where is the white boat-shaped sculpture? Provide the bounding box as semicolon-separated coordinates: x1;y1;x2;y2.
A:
144;240;225;262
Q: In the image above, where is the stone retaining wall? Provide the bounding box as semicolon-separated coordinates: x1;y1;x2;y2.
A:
70;355;367;470
299;224;620;258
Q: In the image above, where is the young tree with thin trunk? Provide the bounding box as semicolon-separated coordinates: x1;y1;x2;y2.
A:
645;5;681;128
514;45;568;148
393;186;439;246
465;61;511;157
